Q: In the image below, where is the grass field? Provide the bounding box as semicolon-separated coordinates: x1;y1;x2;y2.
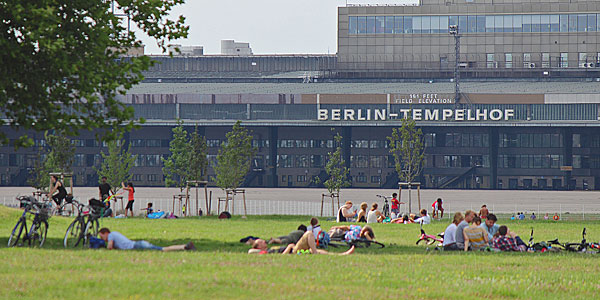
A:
1;205;600;299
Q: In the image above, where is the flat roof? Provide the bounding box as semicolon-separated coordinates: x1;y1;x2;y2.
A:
128;81;600;95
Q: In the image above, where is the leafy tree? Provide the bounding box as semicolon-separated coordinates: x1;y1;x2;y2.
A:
215;121;256;191
28;131;75;190
27;147;48;190
387;117;425;212
95;137;137;195
1;0;189;148
162;121;192;189
316;131;350;197
189;129;209;181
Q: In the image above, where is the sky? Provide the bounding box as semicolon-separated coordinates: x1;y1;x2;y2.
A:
136;0;418;55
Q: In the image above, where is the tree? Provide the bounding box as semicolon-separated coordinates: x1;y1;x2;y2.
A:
317;131;350;197
28;131;75;190
387;117;425;213
215;121;256;191
189;129;209;181
162;121;192;189
1;0;189;148
95;137;137;195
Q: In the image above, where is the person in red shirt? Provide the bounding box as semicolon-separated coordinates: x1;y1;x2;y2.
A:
432;198;444;219
390;193;404;217
122;182;135;217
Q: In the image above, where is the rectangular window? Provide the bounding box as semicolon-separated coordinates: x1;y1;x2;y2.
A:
295;155;309;168
487;54;495;68
147;174;159;182
467;15;477;33
311;155;323;168
431;16;440;33
351;155;369;168
370;156;384;168
297;175;306;183
357;16;367;34
413;16;422;33
560;53;569;68
385;16;394;34
476;15;486;33
459;16;467;33
394;16;403;34
371;176;381;184
146;139;161;147
355;173;367;183
277;155;293;168
589;14;598;32
560;14;569;32
513;15;523;32
531;15;541;32
550;15;559;32
569;15;577;32
349;16;357;34
440;16;448;33
366;16;376;34
485;15;494;32
542;53;550;68
540;15;550;32
523;15;532;32
504;15;513;32
578;14;587;32
505;53;513;68
404;16;412;33
579;53;588;68
376;16;385;34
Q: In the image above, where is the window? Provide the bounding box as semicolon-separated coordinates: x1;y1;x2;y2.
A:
352;140;369;148
376;16;385;34
357;16;367;34
569;15;577;32
146;139;161;147
207;139;220;148
424;133;436;147
132;174;142;182
351;155;369;168
384;16;394;34
394;16;403;34
505;53;513;68
589;14;598;32
366;16;376;34
295;155;309;168
542;53;550;68
355;173;367;183
560;53;568;68
311;155;323;168
579;53;588;68
277;155;293;168
297;175;307;183
370;156;385;168
487;54;495;68
147;174;159;182
371;176;381;184
559;15;568;32
71;139;85;147
349;16;357;34
131;139;144;147
578;14;587;32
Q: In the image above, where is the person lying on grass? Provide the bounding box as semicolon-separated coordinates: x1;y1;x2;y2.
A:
249;231;355;255
327;225;375;242
268;224;307;245
98;228;196;251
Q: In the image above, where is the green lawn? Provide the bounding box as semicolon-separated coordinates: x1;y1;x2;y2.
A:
1;205;600;299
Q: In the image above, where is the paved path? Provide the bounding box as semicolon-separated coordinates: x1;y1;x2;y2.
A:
1;187;599;216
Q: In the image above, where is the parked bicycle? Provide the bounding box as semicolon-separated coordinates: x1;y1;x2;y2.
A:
8;196;51;247
63;200;89;248
376;195;390;219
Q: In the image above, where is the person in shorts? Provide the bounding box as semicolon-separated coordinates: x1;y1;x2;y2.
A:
98;228;195;251
390;193;403;217
248;232;355;255
122;182;135;217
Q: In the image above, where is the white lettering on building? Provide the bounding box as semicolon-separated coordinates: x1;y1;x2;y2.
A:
317;108;517;122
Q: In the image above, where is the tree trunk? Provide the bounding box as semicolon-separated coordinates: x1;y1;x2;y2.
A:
408;184;412;213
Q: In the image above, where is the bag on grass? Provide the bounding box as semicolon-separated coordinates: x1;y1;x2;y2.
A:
218;211;231;219
316;231;330;249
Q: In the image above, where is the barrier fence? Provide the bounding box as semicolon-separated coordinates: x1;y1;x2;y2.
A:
2;195;600;221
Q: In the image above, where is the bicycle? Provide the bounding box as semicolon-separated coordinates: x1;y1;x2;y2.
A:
80;199;106;246
8;196;51;248
415;223;444;246
376;195;390;219
563;228;589;253
63;200;89;248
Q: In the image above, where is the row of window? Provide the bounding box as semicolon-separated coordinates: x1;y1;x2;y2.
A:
573;134;600;148
498;155;563;169
348;14;600;35
444;133;490;148
134;155;163;167
573;155;600;169
280;174;383;184
432;155;490;168
131;174;161;182
131;139;168;148
499;133;563;148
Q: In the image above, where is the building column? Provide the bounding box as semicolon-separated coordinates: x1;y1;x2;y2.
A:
562;128;573;190
489;127;499;189
269;126;278;188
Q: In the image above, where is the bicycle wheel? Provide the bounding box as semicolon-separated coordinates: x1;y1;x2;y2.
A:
8;218;26;247
564;243;585;252
64;218;85;248
30;220;48;247
83;218;100;246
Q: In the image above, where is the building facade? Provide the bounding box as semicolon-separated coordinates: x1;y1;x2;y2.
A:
338;0;600;78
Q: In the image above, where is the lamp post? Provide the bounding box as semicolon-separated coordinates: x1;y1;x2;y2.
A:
449;25;461;107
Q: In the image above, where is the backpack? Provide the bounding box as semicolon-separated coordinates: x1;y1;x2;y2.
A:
316;231;331;249
218;211;231;219
89;237;106;249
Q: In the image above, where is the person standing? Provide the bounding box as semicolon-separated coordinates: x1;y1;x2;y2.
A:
479;204;489;219
122;182;135;217
390;193;404;217
99;176;113;217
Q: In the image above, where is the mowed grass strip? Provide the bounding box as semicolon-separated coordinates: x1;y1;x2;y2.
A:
1;205;600;299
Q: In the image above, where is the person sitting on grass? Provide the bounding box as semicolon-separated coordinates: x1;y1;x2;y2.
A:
455;210;476;250
307;217;321;237
443;212;464;251
248;232;355;255
432;198;444;219
413;209;431;225
530;212;536;220
141;202;154;217
337;201;356;222
367;203;384;223
391;214;413;224
357;202;368;223
463;216;489;251
491;225;523;252
98;228;195;251
479;213;499;242
268;225;307;245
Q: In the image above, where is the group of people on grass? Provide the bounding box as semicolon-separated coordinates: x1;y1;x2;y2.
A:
443;208;527;252
246;217;377;255
337;194;441;226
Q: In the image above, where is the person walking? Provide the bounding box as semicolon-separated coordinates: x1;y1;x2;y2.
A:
122;182;135;217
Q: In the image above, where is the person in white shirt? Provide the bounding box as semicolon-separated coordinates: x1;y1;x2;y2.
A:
367;203;384;223
413;209;431;225
443;212;464;251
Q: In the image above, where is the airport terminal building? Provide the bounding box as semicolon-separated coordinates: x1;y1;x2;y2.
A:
2;0;600;190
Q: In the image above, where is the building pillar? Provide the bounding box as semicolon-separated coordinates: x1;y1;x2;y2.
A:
269;126;278;188
489;127;499;189
562;128;573;190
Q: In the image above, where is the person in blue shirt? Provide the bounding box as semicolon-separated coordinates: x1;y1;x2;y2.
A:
98;228;195;251
479;213;499;242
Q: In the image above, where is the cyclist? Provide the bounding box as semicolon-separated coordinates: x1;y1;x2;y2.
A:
49;175;67;207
